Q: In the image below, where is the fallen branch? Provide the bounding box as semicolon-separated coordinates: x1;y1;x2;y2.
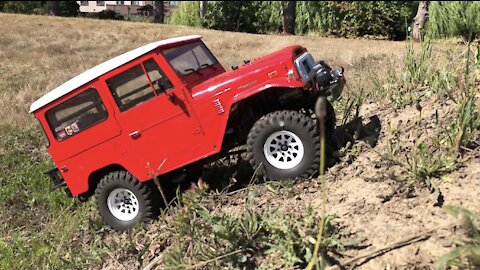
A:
327;224;456;270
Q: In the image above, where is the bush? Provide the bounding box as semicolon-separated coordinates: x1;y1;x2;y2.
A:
166;1;417;39
1;1;45;14
296;1;417;39
0;1;79;16
166;1;201;27
125;15;153;23
428;1;480;42
97;9;123;20
59;1;80;17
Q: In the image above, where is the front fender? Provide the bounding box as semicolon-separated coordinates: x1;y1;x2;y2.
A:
232;77;305;102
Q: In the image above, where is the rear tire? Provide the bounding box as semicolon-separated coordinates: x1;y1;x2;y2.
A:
247;110;320;180
95;171;159;231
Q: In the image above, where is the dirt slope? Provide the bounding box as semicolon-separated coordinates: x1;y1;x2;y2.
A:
0;13;477;270
96;94;479;270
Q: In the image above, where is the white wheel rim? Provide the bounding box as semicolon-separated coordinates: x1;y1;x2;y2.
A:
263;130;304;170
107;188;139;221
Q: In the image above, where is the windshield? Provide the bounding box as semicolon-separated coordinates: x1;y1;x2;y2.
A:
162;41;218;76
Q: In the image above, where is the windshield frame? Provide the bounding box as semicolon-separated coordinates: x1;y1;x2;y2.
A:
160;41;219;76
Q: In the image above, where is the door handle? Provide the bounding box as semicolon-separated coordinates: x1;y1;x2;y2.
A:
129;130;141;139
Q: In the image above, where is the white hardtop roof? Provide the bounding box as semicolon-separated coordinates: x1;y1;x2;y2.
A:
29;35;202;113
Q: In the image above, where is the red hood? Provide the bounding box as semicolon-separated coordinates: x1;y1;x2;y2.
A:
191;46;300;100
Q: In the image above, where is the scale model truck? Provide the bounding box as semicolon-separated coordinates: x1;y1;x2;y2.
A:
30;35;345;230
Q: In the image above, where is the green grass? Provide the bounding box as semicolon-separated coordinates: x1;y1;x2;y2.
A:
0;127;358;269
158;185;356;270
0;128;106;269
436;205;480;270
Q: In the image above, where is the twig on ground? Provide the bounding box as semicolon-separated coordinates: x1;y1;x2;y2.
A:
326;224;456;270
142;254;162;270
144;249;245;270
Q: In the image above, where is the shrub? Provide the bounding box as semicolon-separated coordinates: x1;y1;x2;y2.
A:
428;1;480;42
166;1;418;39
166;1;201;27
97;9;123;20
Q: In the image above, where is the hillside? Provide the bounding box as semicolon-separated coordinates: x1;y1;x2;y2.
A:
0;13;479;270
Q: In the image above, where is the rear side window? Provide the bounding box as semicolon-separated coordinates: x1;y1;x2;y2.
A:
46;88;108;141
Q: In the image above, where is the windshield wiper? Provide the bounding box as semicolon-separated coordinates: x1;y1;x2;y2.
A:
184;68;196;72
201;63;217;70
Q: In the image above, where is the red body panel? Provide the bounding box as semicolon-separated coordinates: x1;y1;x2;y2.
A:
33;39;307;196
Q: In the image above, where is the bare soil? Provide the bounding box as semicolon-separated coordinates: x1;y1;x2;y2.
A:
208;97;480;269
97;94;480;270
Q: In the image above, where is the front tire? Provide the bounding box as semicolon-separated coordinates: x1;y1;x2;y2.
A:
95;171;158;231
247;110;320;180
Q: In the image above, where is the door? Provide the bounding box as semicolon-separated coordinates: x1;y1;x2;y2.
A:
105;56;203;177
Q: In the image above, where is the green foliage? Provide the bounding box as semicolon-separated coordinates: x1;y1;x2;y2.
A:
370;38;434;109
448;96;480;152
1;1;46;14
383;115;458;190
436;205;480;269
59;1;80;17
203;1;263;33
166;1;417;39
253;1;282;34
0;1;79;16
428;1;480;41
166;0;201;27
377;33;480;197
403;39;432;87
125;15;154;23
296;1;417;39
0;127;105;269
97;9;123;20
161;187;354;269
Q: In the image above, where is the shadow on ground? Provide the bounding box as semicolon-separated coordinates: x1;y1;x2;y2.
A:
161;114;382;203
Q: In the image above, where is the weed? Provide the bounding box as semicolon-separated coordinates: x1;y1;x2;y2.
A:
448;96;480;153
403;38;432;87
381;106;457;199
159;185;354;269
435;205;480;270
338;86;365;127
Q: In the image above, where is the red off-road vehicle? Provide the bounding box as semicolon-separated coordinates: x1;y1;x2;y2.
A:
30;35;344;230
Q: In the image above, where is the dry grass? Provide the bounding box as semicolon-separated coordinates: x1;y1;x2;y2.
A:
1;12;478;270
0;12;461;129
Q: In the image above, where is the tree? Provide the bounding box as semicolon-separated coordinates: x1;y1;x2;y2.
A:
428;1;480;42
281;1;296;35
412;1;429;41
47;1;61;16
60;1;79;17
200;1;206;21
153;1;164;23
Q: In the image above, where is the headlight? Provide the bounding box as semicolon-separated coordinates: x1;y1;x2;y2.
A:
294;52;315;82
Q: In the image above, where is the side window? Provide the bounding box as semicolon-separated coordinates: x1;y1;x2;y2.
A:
106;65;155;112
143;58;173;95
46;88;108;141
